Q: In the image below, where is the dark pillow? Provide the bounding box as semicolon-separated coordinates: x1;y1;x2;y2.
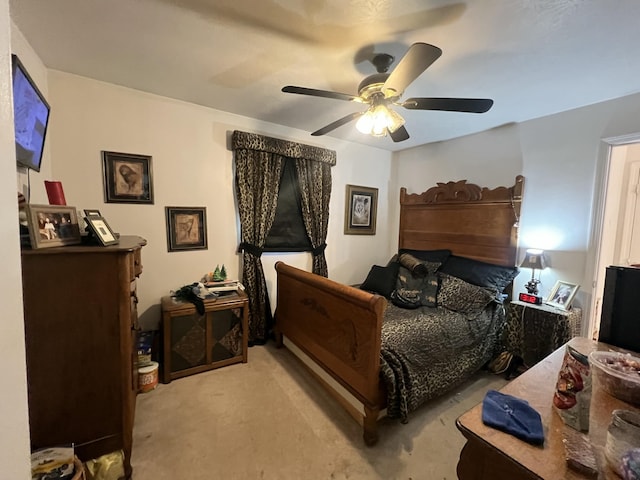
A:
394;265;439;308
398;248;452;265
398;252;441;276
360;262;399;298
390;289;422;309
439;255;519;292
437;273;496;315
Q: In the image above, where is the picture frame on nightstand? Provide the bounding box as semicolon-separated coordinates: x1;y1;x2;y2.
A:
546;281;579;310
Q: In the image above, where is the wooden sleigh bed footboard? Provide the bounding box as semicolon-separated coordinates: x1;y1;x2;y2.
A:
273;261;387;445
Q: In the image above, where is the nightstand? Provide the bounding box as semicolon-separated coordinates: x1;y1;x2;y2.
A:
161;291;249;383
504;300;582;367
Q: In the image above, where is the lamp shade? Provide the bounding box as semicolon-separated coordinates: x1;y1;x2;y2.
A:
519;249;547;270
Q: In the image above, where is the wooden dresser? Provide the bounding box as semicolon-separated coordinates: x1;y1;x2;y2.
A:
21;235;146;479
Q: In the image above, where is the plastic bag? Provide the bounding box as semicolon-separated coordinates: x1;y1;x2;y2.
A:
553;345;591;432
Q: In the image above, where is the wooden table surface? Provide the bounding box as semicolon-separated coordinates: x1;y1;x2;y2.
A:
456;337;640;479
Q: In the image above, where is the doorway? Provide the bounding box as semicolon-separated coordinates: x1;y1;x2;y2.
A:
588;134;640;340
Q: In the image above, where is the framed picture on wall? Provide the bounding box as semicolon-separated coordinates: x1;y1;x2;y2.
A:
546;281;580;310
344;184;378;235
102;151;154;204
165;206;208;252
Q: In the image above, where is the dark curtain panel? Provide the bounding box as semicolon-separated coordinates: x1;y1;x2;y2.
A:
234;148;283;344
295;158;332;277
232;131;336;344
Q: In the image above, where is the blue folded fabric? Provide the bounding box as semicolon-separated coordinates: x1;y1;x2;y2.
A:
481;389;544;445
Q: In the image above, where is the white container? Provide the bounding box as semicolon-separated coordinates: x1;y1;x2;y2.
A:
605;410;640;477
138;361;159;393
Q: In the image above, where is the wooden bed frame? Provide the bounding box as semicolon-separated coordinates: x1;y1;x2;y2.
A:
274;176;524;445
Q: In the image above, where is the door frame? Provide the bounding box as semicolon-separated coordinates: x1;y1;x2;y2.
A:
618;161;640;265
587;133;640;339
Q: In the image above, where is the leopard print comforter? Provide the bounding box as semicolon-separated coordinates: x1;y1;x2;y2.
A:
379;302;505;421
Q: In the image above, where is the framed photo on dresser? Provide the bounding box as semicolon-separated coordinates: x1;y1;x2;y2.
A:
85;215;119;246
25;204;82;249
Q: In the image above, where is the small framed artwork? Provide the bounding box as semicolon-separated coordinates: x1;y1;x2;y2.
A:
344;184;378;235
165;206;208;252
84;209;102;217
546;281;580;310
85;215;119;246
102;151;154;204
25;204;82;249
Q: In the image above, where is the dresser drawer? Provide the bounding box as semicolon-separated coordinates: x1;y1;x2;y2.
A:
133;248;143;277
130;281;138;327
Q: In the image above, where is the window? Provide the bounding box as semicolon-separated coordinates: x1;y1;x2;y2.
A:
263;158;312;252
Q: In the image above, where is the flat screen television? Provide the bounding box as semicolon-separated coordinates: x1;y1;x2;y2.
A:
11;54;50;172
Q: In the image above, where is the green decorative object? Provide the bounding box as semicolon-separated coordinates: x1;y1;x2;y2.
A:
220;264;227;280
213;265;224;282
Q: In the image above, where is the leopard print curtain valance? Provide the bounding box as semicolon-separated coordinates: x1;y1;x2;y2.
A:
232;130;336;166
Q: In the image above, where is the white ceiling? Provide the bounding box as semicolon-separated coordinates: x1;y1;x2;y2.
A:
9;0;640;152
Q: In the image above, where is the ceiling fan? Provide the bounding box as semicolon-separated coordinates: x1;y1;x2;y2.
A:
282;42;494;143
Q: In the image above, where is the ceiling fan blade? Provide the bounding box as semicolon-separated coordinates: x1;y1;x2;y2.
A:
389;125;410;143
402;97;494;113
311;112;364;136
282;85;358;102
382;43;442;96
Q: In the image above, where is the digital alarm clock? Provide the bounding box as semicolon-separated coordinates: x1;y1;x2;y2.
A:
519;292;543;304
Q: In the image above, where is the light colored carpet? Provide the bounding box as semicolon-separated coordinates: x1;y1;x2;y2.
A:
131;343;508;480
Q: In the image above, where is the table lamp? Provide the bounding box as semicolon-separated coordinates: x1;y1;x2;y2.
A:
519;249;547;304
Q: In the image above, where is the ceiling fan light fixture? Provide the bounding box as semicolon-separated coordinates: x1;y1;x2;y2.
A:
385;106;405;133
355;104;405;136
355;110;375;135
281;43;490;142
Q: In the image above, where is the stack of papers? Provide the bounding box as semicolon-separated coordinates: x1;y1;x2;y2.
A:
205;280;240;293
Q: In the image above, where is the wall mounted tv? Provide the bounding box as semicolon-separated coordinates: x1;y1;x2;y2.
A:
12;54;50;172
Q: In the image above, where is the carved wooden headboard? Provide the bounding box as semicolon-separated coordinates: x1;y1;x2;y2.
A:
398;175;524;267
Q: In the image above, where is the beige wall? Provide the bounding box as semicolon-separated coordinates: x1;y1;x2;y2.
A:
1;13;31;480
46;71;394;328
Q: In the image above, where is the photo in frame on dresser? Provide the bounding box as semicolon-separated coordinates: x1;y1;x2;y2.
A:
84;214;119;246
25;204;82;249
546;280;579;310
